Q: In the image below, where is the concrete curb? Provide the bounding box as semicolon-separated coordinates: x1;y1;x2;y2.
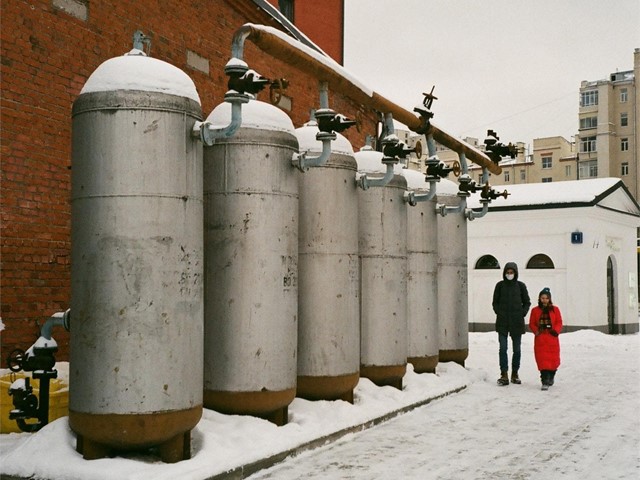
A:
207;385;467;480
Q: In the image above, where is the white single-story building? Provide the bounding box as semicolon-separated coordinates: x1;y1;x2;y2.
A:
466;178;640;334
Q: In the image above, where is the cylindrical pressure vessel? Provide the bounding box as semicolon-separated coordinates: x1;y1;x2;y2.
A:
203;99;299;426
70;49;203;463
355;148;408;389
403;169;439;373
436;185;469;366
295;122;360;403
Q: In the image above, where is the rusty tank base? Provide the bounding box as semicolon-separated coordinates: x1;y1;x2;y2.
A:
438;348;469;367
76;430;191;463
296;372;359;404
408;354;439;374
204;387;295;427
69;406;201;463
360;364;406;390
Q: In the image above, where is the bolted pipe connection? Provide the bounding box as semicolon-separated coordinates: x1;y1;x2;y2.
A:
293;81;355;172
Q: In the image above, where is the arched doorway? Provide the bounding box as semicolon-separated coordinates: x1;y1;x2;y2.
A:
607;256;617;334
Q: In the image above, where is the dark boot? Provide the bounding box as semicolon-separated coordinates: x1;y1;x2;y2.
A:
511;371;521;384
497;371;509;386
548;370;556;386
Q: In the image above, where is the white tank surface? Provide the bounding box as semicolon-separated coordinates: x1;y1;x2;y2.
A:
70;49;203;462
355;148;408;389
436;188;469;365
203;99;299;426
403;169;439;373
295;122;359;402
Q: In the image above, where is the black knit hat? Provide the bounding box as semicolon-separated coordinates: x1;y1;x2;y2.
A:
539;287;552;300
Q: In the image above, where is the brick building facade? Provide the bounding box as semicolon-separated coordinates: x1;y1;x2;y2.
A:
0;0;374;366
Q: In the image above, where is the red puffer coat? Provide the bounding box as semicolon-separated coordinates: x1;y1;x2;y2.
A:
529;305;563;371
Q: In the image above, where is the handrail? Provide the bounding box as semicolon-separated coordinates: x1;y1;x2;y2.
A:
233;23;501;175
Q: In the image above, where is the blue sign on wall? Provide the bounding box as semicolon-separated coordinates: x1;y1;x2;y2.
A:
571;231;583;244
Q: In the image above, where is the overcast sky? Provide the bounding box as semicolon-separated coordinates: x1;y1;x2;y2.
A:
343;0;640;151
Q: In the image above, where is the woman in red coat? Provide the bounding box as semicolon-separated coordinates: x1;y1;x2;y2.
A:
529;287;563;390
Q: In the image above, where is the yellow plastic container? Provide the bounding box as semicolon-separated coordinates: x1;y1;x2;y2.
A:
0;372;69;434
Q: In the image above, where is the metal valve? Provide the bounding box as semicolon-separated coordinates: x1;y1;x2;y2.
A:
484;129;518;164
269;78;289;105
316;109;356;134
382;138;414;161
414;86;437;134
457;174;480;194
227;68;270;95
426;160;455;179
480;184;511;200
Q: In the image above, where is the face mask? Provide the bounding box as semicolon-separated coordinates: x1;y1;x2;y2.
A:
506;273;515;281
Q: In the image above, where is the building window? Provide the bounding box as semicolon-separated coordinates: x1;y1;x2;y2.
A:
565;165;572;177
620;88;628;103
520;169;526;181
541;156;552;169
621;113;628;127
278;0;294;21
504;171;510;182
580;90;598;107
475;255;500;269
622;162;629;176
527;254;555;269
580;136;596;153
621;138;629;151
542;177;552;183
579;160;598;178
579;116;597;129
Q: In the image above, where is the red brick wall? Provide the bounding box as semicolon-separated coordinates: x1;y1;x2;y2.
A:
293;0;344;64
0;0;377;366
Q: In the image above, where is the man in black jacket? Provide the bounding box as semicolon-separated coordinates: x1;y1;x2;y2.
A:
492;262;531;386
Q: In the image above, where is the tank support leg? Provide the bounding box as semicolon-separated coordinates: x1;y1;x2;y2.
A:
159;430;191;463
339;389;354;404
77;435;111;460
262;406;288;426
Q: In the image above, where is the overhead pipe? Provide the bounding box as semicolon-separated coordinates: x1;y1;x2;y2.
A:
40;309;71;341
229;23;501;175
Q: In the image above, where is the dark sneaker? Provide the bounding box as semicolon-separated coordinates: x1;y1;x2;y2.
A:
511;374;521;385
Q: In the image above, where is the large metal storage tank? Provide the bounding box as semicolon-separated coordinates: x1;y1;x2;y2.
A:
70;49;203;462
436;183;469;365
403;169;439;374
355;148;408;389
295;122;360;402
203;99;299;426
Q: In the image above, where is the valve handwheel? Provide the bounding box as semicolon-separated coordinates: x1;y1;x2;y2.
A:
452;160;461;177
354;110;363;133
7;348;25;372
269;79;284;105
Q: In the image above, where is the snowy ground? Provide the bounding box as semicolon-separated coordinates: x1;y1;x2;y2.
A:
1;330;638;480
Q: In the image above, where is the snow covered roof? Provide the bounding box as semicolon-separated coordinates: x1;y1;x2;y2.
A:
249;0;326;57
468;178;640;217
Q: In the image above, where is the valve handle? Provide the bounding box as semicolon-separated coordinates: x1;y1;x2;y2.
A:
500;189;510;199
452;160;461;177
269;78;288;105
7;349;25;373
354;110;363;133
413;141;423;159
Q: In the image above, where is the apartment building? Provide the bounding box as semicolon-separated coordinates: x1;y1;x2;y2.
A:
577;48;639;201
